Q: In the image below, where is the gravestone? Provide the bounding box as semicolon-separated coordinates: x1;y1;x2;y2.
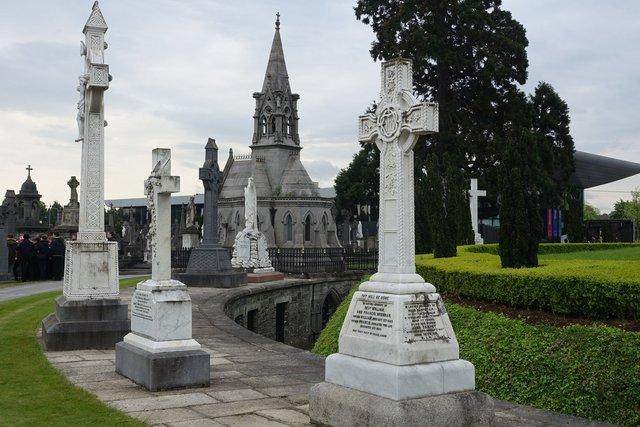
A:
179;139;246;287
231;177;283;283
42;2;129;351
469;178;486;244
0;227;11;281
1;190;18;236
309;59;494;426
182;195;200;249
55;176;80;237
116;149;210;391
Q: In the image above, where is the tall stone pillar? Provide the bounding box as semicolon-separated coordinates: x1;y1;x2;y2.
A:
179;139;246;288
116;149;210;391
309;59;494;426
42;2;129;351
469;178;486;244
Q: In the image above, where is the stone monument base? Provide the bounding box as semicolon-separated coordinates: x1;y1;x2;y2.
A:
247;271;284;283
115;339;210;391
309;382;494;427
42;296;130;351
178;271;247;288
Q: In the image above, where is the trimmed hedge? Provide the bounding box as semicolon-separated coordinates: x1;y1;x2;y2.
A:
467;242;640;255
415;248;640;320
313;284;640;426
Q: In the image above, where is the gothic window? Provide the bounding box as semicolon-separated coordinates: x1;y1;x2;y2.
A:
270;116;277;134
322;213;328;233
235;211;240;228
284;213;293;242
304;214;311;242
260;116;267;136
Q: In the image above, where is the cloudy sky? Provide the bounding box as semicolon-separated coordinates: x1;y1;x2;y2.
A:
1;1;638;213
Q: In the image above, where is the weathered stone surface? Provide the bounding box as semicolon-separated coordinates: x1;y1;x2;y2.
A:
42;296;130;351
115;341;210;392
309;382;495;427
469;178;486;244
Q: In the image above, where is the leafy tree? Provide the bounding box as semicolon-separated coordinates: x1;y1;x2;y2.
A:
565;186;584;242
334;144;379;218
609;189;640;240
355;0;529;257
498;130;541;268
584;203;601;220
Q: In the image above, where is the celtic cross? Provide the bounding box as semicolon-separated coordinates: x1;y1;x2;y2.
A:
358;59;438;277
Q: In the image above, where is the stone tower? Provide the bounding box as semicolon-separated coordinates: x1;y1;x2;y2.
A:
218;14;340;249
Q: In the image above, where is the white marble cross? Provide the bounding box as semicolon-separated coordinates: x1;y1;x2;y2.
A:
145;149;180;281
358;59;438;277
244;177;258;231
469;178;486;244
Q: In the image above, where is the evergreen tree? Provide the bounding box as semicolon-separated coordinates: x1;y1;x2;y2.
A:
565;186;584;242
334;144;380;218
355;0;529;257
498;130;541;268
530;82;576;208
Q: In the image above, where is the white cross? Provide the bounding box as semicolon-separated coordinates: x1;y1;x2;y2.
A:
469;179;486;244
145;148;180;281
358;59;438;276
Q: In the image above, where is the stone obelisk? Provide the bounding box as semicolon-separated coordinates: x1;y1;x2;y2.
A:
309;59;494;426
116;149;210;391
42;2;129;351
179;139;247;288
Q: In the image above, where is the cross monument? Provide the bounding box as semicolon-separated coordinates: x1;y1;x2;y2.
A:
310;58;494;426
469;178;486;244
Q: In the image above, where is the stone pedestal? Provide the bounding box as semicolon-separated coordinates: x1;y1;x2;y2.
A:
247;271;284;283
115;279;210;391
310;382;494;427
179;246;247;288
42;296;129;351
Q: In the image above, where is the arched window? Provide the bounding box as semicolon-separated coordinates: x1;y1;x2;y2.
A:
260;116;267;136
270;116;277;134
322;213;328;233
235;211;240;228
322;289;340;327
284;213;293;242
304;214;312;242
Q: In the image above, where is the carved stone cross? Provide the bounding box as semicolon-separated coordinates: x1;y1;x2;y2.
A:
469;178;486;244
144;148;179;281
200;138;224;247
358;58;438;277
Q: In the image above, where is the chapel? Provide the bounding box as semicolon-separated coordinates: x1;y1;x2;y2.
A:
218;15;340;249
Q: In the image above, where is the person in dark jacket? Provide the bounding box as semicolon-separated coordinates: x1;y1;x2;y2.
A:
35;235;50;280
16;234;35;282
6;234;18;280
49;232;66;281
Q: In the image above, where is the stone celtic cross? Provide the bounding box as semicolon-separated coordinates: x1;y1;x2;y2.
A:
200;138;223;247
144;148;179;281
358;58;438;276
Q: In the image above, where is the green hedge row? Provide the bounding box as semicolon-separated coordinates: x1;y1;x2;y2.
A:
416;262;640;320
313;284;640;426
467;242;640;255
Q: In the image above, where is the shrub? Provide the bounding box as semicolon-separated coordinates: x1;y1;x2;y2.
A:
416;249;640;320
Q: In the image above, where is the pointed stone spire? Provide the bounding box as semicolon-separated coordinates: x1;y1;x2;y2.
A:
262;12;290;93
84;1;107;32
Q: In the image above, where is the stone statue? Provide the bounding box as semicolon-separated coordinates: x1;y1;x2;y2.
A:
68;176;80;206
244;177;258;231
186;195;196;228
75;74;88;142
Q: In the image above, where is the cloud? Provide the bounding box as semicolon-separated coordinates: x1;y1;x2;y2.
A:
1;1;639;215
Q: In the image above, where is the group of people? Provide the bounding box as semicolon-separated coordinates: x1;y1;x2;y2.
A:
6;232;66;282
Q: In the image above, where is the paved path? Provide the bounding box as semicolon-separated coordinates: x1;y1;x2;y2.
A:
0;274;145;302
44;283;614;427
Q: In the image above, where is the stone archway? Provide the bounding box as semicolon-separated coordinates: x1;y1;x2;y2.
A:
321;288;341;328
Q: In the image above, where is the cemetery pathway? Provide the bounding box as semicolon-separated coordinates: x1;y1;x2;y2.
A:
45;282;614;427
0;274;145;302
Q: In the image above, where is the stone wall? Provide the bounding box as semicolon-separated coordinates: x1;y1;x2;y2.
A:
224;277;358;350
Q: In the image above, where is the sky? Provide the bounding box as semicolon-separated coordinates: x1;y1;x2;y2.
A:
0;0;639;213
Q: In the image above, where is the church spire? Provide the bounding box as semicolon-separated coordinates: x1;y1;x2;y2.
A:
261;12;290;93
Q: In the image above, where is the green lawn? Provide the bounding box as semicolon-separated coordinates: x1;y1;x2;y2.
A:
313;283;640;426
0;277;147;426
541;245;640;261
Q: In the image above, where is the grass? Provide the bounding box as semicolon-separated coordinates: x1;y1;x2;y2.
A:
0;276;147;426
313;282;640;426
541;245;640;260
